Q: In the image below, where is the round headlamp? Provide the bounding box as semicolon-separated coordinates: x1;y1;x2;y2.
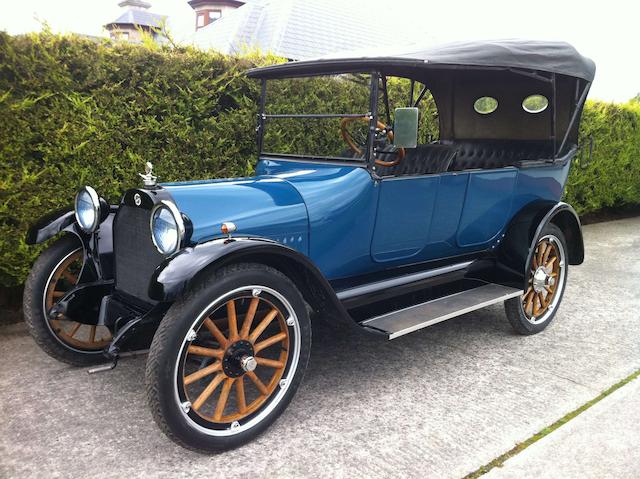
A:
150;201;185;255
74;186;101;233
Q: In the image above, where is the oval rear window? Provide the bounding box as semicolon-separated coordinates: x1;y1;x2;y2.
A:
522;94;549;113
474;96;498;115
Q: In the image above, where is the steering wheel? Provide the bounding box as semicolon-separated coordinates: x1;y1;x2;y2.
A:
340;117;406;167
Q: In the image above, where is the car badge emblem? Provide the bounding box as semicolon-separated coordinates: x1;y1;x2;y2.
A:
134;193;142;206
139;161;157;187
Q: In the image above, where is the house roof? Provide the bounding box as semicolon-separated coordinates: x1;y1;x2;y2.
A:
118;0;152;8
248;39;596;82
106;9;166;29
191;0;415;60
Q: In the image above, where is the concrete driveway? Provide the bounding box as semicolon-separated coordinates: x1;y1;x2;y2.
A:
1;217;639;479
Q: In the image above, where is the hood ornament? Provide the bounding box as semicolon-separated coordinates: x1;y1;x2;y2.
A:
139;161;157;187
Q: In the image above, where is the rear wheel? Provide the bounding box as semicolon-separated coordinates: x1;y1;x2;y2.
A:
145;263;311;452
505;223;568;335
23;235;112;365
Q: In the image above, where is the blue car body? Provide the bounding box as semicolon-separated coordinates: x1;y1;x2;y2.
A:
163;156;571;283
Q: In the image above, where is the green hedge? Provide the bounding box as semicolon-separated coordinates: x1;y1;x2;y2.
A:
565;100;640;212
0;32;639;287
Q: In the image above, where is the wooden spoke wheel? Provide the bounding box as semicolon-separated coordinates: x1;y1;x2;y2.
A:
174;283;304;436
24;235;114;365
44;249;112;351
521;233;567;325
504;225;568;335
146;263;311;451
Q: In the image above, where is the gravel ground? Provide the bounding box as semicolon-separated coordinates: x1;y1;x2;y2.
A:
1;217;639;479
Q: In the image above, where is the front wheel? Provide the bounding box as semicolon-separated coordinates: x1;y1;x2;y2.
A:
23;235;113;365
145;263;311;452
504;224;568;335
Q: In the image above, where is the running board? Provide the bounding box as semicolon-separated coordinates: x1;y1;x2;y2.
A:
360;283;523;339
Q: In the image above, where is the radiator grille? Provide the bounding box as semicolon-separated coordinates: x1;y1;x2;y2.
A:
113;205;165;303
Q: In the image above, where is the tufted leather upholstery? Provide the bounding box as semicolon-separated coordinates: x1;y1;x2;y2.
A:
376;144;459;177
374;140;556;177
448;140;554;171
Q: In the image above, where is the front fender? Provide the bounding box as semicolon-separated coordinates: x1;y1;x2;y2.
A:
148;236;353;327
151;237;325;300
26;206;118;280
26;207;76;244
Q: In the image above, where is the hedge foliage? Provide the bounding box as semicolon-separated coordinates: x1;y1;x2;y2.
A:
565;100;640;212
1;31;639;287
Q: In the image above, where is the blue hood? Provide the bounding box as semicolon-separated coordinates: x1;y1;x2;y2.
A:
162;159;378;279
162;175;310;253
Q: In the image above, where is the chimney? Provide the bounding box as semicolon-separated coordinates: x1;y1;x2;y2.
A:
188;0;245;31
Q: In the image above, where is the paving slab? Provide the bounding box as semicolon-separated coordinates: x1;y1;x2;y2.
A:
0;217;639;479
486;377;640;479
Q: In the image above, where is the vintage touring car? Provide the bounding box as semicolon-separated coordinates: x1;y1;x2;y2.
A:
24;39;595;451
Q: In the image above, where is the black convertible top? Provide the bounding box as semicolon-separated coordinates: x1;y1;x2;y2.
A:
247;39;596;81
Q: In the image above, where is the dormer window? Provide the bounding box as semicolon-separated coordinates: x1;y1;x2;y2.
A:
188;1;245;31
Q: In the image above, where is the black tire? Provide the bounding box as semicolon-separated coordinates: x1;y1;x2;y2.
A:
145;262;311;452
504;223;568;335
23;235;110;366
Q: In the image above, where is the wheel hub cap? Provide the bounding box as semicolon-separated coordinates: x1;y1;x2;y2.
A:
240;355;257;373
532;267;549;293
221;340;255;378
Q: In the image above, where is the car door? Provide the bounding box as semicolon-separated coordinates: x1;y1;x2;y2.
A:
455;168;518;247
370;168;517;264
370;175;440;262
370;171;472;263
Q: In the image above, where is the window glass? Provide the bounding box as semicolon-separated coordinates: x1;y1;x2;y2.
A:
262;74;371;159
197;14;205;27
522;94;549;113
474;96;498;114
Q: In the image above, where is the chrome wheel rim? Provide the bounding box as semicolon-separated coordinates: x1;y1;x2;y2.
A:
521;234;566;325
42;248;112;353
173;286;300;437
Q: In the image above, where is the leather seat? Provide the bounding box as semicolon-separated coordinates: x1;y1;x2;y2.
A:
448;140;554;171
376;144;458;177
375;140;555;177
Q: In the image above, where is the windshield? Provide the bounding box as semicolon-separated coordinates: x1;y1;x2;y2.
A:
259;73;440;162
260;74;373;160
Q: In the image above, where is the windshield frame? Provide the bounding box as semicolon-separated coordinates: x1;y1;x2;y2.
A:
256;71;438;166
256;71;380;166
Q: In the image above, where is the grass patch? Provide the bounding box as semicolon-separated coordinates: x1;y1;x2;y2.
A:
465;368;640;478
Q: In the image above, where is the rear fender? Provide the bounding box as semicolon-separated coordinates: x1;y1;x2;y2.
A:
149;237;354;328
498;201;584;289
